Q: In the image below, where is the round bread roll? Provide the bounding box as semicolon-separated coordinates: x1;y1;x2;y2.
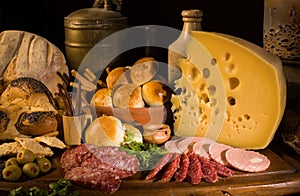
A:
85;116;125;147
91;88;113;107
106;67;130;90
130;57;159;85
141;81;172;106
0;30;69;96
112;83;145;108
133;57;155;66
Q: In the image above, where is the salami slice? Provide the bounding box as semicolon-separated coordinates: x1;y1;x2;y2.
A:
174;153;190;182
208;142;232;166
65;167;121;194
225;148;271;172
186;151;202;184
145;153;174;180
161;154;181;182
198;156;218;183
209;159;234;178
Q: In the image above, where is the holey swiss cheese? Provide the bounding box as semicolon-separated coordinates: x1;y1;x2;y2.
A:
171;31;286;149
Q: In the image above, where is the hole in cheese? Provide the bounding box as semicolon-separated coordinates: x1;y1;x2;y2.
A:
228;77;240;90
227;96;236;106
202;68;210;78
223;52;231;61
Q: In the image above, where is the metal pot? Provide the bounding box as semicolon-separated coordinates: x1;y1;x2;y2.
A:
64;0;128;70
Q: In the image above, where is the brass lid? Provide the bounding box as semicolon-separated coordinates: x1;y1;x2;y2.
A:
64;3;127;28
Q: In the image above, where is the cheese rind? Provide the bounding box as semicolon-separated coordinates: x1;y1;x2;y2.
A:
172;31;286;149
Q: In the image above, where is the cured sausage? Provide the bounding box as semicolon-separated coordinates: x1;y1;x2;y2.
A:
161;154;181;182
225;148;271;172
198;156;218;183
65;167;121;194
60;144;140;194
145;153;174;180
186;151;202;184
209;159;234;177
174;153;190;182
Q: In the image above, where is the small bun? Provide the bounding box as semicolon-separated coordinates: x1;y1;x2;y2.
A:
91;88;113;107
130;57;159;85
112;83;145;108
106;67;130;90
141;81;172;106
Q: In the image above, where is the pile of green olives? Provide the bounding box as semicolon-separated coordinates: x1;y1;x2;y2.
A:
1;149;52;181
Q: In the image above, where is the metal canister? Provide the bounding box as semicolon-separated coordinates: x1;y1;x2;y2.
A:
64;0;128;70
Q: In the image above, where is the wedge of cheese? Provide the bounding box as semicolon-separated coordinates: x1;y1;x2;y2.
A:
172;31;286;149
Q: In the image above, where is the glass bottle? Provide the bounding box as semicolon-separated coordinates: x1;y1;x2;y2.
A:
263;0;300;64
168;9;203;87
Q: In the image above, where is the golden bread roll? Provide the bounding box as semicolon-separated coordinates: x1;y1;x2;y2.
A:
106;67;130;90
0;77;58;140
130;57;159;85
112;83;145;108
132;57;155;66
15;111;58;136
141;81;172;106
91;88;113;107
85;116;125;147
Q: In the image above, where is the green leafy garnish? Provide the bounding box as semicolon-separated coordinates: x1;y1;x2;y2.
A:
8;178;79;196
121;140;168;170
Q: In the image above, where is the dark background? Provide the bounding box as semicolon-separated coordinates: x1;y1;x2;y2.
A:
0;0;264;55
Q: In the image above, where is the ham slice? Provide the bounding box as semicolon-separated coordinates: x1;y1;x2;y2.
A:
208;142;233;166
225;148;270;172
192;137;214;159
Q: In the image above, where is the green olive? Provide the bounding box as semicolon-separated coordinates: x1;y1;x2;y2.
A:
36;157;52;173
17;149;36;164
2;165;22;181
5;158;19;167
22;162;40;178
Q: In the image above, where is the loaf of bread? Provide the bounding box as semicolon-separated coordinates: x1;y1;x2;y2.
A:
0;30;69;96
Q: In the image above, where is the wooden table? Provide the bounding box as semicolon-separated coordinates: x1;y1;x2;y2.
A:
0;135;300;196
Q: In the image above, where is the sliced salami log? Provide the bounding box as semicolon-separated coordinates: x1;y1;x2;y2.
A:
60;144;140;194
65;167;121;194
209;159;234;178
225;148;271;172
161;154;181;182
198;156;218;183
174;153;190;182
145;153;174;180
186;151;202;184
208;142;233;166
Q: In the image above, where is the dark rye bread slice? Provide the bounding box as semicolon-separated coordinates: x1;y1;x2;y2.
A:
0;30;69;96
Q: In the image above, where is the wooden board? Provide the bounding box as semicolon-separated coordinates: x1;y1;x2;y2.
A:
0;139;300;196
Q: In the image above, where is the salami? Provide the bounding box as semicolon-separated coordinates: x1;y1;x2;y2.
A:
60;144;140;194
186;151;202;184
145;153;174;180
161;154;181;182
65;167;121;194
198;156;218;183
225;148;271;172
209;159;234;177
174;153;190;182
